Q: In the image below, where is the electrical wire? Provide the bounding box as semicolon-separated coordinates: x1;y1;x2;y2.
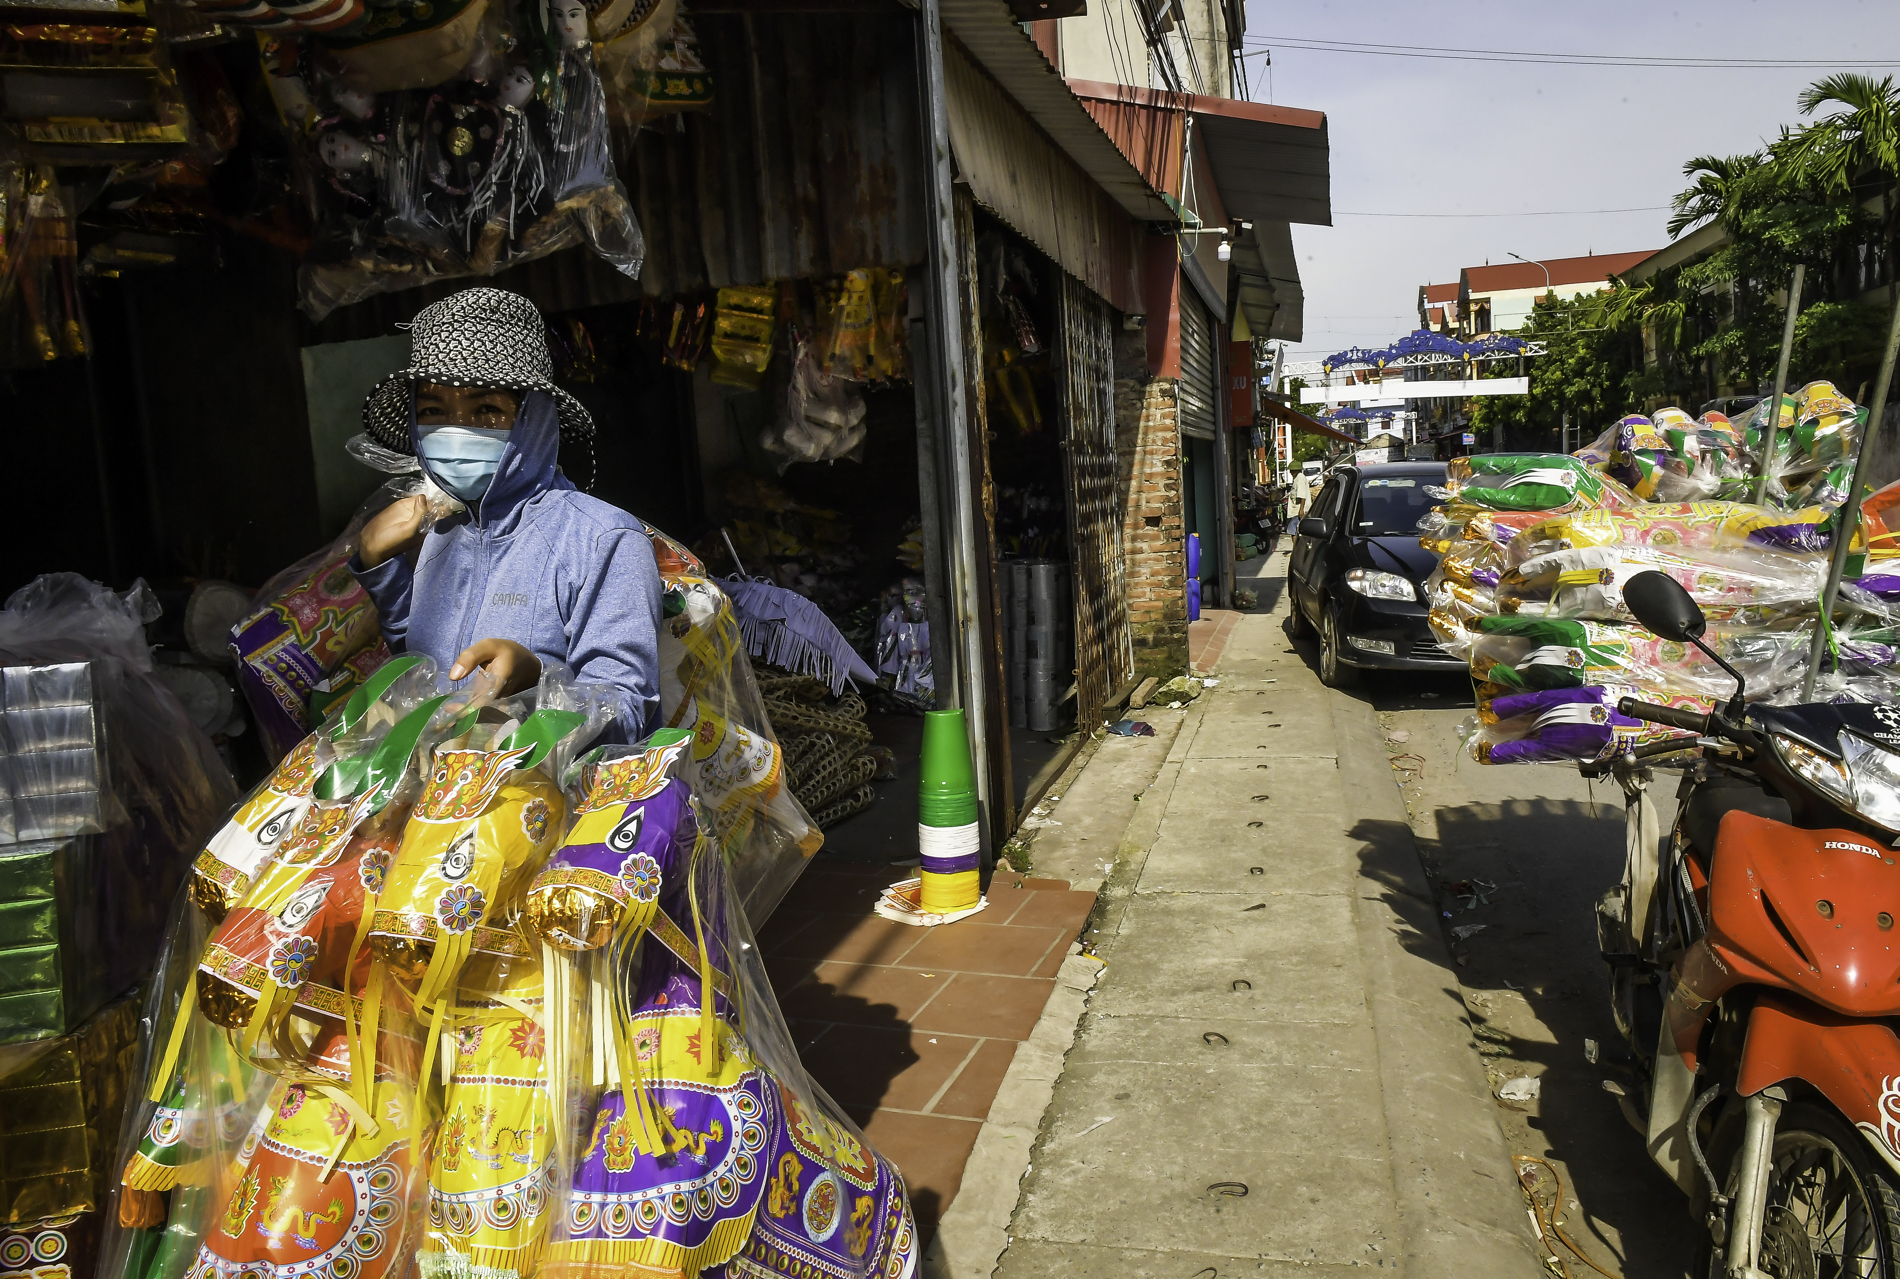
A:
1513;1156;1621;1279
1335;206;1668;218
1248;33;1900;65
1098;0;1137;95
1244;34;1900;70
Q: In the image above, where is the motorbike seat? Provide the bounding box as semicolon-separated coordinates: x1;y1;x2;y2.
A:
1681;776;1790;854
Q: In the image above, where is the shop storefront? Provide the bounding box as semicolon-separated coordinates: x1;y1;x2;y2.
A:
0;2;1336;1271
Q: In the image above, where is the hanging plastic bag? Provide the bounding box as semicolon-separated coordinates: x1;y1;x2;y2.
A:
293;0;644;320
0;151;89;367
760;338;868;473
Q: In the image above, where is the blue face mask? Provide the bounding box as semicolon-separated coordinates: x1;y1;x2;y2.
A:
417;426;512;504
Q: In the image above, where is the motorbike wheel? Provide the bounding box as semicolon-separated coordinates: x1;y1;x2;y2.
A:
1696;1101;1900;1278
1319;607;1359;689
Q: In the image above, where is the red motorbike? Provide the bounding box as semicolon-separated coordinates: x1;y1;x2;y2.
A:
1585;571;1900;1278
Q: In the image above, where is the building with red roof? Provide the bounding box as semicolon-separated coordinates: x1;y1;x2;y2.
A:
1417;249;1659;335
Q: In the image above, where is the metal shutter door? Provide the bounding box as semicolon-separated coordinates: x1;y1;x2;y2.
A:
1178;290;1216;440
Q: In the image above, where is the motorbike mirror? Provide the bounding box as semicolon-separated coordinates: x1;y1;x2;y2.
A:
1623;571;1707;642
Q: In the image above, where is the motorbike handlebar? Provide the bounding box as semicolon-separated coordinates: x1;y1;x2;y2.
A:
1617;697;1712;736
1577;734;1703;779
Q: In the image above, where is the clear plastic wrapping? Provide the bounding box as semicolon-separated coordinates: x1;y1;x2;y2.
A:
526;733;919;1279
106;666;903;1279
0;575;237;1043
1461;614;1810;702
229;478;459;763
286;0;644;320
1459;683;1707;765
1495;542;1829;626
1505;501;1834;566
645;537;823;924
1428;380;1890;764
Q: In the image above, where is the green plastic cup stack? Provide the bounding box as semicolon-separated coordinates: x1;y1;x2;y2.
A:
917;709;981;913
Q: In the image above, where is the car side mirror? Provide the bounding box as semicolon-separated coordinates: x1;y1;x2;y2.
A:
1623;570;1706;641
1298;517;1328;539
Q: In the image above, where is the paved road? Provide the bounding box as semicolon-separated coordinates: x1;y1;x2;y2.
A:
1275;555;1696;1279
990;545;1536;1279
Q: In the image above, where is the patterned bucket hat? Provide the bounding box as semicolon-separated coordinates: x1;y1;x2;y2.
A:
361;287;595;453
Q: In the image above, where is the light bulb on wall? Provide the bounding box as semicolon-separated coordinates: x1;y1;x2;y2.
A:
1216;238;1232;263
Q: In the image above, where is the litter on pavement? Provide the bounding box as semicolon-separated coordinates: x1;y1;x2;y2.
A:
1498;1076;1542;1103
1448;878;1499;909
1107;719;1156;737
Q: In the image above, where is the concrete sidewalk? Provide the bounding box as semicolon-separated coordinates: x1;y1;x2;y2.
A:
968;548;1540;1278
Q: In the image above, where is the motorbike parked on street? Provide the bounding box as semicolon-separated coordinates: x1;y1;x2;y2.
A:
1586;570;1900;1278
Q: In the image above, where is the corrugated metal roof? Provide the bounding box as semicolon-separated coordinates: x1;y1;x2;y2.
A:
307;9;925;339
632;11;926;296
1067;78;1330;228
944;41;1141;314
939;0;1175;223
1257;221;1303;341
1258;394;1356;443
1191;104;1330;229
306;242;645;344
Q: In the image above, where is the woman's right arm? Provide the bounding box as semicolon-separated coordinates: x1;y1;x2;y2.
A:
348;495;429;649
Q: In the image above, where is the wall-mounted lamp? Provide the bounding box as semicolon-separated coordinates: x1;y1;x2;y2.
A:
1216;237;1232;263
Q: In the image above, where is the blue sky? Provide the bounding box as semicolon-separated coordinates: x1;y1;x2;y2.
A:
1246;0;1900;364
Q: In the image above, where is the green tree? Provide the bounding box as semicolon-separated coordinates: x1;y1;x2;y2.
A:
1469;294;1645;448
1291;431;1332;465
1778;72;1899;310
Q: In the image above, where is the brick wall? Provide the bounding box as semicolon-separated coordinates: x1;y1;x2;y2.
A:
1116;355;1188;677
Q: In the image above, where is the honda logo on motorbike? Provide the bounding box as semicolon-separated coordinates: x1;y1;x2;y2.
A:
1824;840;1884;858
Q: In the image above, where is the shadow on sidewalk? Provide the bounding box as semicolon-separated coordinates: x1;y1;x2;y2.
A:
1418;798;1691;1279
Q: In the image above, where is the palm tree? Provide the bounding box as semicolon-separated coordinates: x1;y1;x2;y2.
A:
1669;153;1765;240
1777;73;1900;304
1780;74;1900;195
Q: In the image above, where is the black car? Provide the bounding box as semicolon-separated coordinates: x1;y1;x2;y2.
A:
1285;461;1462;687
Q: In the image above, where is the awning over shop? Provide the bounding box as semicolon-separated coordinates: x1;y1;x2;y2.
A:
1230;221;1304;343
1258;396;1359;444
1064;79;1326;341
942;41;1143;314
1188;97;1331;229
941;0;1177;226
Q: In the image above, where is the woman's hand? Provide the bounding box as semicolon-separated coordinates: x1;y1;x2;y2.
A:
358;495;429;569
450;638;542;697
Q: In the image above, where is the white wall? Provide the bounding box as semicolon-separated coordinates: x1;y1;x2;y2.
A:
1479;281;1611;333
1059;0;1231;95
1060;0;1154;85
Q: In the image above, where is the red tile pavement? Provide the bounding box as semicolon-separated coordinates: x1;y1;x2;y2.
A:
1189;608;1242;673
761;863;1098;1241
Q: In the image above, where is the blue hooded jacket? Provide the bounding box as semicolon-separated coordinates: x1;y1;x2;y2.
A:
348;390;663;740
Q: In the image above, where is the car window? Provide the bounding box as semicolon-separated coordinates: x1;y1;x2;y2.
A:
1316;477;1347;521
1354;475;1446;536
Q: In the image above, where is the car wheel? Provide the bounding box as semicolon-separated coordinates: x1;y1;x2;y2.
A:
1319;606;1360;688
1283;593;1310;638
